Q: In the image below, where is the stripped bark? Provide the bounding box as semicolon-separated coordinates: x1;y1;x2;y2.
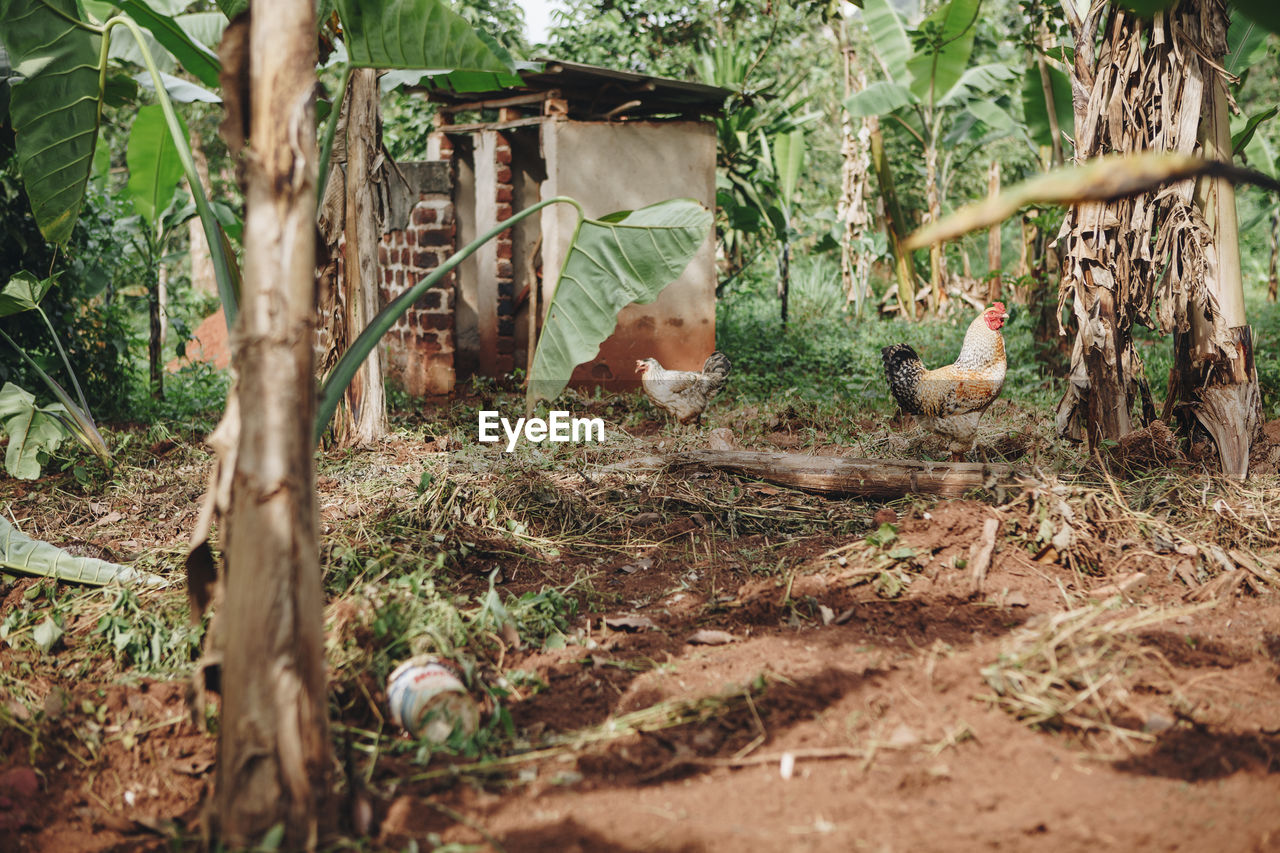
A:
924;138;945;311
213;0;330;845
838;41;872;313
316;69;387;446
1174;66;1260;477
868;115;916;314
986;160;1001;303
1056;0;1256;476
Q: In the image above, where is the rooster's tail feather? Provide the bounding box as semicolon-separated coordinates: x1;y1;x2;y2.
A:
700;351;731;397
702;351;731;378
881;344;925;415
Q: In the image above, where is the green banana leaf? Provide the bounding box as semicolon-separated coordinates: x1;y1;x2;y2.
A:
861;0;912;85
0;382;67;480
0;515;166;587
0;0;104;245
937;63;1019;108
127;103;187;226
844;81;917;119
1021;63;1075;150
117;0;221;88
527;199;713;409
773;131;805;209
907;0;980;106
214;0;246;19
1224;11;1268;76
336;0;513;73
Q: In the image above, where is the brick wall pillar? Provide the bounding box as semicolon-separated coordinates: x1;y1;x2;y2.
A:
378;196;457;396
493;133;516;375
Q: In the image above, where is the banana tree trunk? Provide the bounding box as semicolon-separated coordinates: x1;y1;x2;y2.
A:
188;127;217;298
778;236;790;327
1268;207;1278;302
868;115;915;315
149;257;164;401
1056;2;1201;448
839;39;872;314
924;139;944;311
336;68;387;446
986;160;1001;303
215;0;329;845
1175;69;1259;478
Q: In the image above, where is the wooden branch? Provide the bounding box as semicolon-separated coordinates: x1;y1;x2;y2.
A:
657;450;1029;499
968;517;1000;595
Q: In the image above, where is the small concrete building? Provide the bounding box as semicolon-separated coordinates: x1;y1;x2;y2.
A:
375;59;729;397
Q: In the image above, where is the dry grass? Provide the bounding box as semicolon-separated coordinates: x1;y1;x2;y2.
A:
980;602;1212;746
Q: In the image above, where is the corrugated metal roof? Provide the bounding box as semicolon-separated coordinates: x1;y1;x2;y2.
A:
418;57;731;120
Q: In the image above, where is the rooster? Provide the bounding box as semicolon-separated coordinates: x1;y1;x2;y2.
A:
635;351;731;425
881;303;1009;461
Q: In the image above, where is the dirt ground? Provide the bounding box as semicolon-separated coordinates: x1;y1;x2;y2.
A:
2;409;1280;852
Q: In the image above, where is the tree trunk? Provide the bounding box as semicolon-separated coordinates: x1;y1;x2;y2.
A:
188;127;217;298
1058;0;1256;475
214;0;329;846
924;138;944;311
1056;3;1204;448
777;236;790;327
149;262;164;400
838;37;872;314
1268;207;1278;302
1175;67;1259;477
867;115;915;315
336;68;387;445
642;450;1025;500
986;160;1001;303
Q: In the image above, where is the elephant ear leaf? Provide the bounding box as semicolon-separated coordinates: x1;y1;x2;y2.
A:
0;0;104;244
336;0;512;73
526;199;712;410
0;382;67;480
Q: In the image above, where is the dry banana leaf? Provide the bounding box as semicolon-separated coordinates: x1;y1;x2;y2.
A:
903;152;1280;250
0;516;166;587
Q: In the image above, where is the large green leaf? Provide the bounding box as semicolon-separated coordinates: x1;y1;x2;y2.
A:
907;0;980;105
861;0;912;84
937;62;1019;107
0;0;104;244
0;382;67;480
117;0;221;88
1232;0;1280;38
844;81;917;118
336;0;512;72
0;515;166;586
0;328;110;466
966;100;1016;134
527;199;712;408
0;271;54;317
214;0;247;19
1021;63;1074;150
772;130;805;208
127;103;186;225
1232;107;1278;159
1224;10;1269;76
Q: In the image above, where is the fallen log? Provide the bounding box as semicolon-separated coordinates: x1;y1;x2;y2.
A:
655;450;1030;499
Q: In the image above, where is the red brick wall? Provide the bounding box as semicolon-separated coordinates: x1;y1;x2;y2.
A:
378;196;457;396
493;133;517;375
